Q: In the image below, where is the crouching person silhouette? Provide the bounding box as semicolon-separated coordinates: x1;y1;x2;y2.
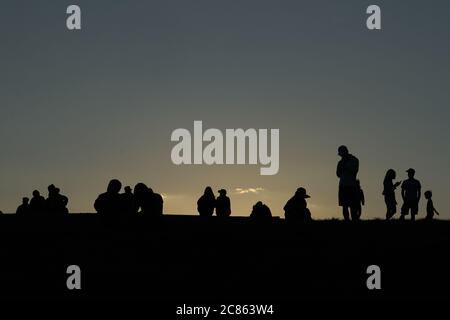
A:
284;188;312;222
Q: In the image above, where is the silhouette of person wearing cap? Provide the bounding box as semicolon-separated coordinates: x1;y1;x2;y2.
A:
30;190;46;215
216;189;231;217
197;187;216;217
400;168;421;221
46;184;69;214
424;190;439;220
250;201;272;219
94;179;123;216
336;145;359;221
16;197;30;216
383;169;401;220
284;187;312;222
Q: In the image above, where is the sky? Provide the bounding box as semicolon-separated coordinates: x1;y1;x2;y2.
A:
1;0;449;218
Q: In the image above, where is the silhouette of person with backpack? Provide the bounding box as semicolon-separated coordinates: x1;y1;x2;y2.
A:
424;190;439;220
250;201;272;219
94;179;123;216
284;187;312;222
16;197;30;216
400;168;421;221
30;190;46;215
197;186;215;217
355;180;365;220
216;189;231;217
336;145;359;221
383;169;401;220
46;184;69;214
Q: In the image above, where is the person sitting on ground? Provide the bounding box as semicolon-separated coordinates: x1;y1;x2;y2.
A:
122;186;137;214
197;186;216;217
46;185;69;214
284;187;312;222
94;179;123;216
250;201;272;219
30;190;46;215
216;189;231;217
134;183;164;216
16;197;30;216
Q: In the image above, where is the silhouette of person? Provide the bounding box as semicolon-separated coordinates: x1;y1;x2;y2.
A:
424;190;439;220
122;186;137;214
383;169;401;220
149;188;164;215
250;201;272;219
336;145;359;221
46;184;69;214
355;180;365;220
197;186;216;217
94;179;123;216
134;183;164;216
30;190;46;215
216;189;231;217
400;168;421;221
16;197;30;215
284;187;312;222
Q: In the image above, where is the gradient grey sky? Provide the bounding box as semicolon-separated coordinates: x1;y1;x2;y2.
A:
1;0;449;218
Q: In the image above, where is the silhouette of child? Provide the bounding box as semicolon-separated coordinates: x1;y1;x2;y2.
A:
424;191;439;220
355;180;365;220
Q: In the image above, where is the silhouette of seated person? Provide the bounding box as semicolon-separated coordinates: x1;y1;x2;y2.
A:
30;190;46;215
215;189;231;217
122;186;138;214
16;197;30;216
197;186;216;217
46;184;69;215
250;201;272;219
425;190;440;220
284;187;312;222
94;179;124;216
134;183;164;216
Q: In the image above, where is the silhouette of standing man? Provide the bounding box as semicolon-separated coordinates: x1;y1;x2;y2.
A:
400;168;421;221
216;189;231;217
336;145;359;221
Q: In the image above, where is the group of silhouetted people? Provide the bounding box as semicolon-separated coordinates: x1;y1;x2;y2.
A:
94;179;163;216
335;145;439;221
383;167;439;221
10;146;441;221
197;187;231;217
16;185;68;216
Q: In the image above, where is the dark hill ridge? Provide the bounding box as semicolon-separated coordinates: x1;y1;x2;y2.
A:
0;215;449;300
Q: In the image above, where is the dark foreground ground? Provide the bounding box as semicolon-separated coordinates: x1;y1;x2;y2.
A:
0;215;449;304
